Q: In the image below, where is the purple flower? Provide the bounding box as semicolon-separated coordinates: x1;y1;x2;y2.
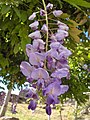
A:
41;24;48;33
40;9;46;16
28;12;36;20
31;68;49;80
46;3;53;10
50;42;60;49
43;81;68;106
53;10;63;17
20;61;34;78
46;94;59;105
31;68;49;88
43;81;62;96
26;44;35;57
29;52;45;66
50;34;57;42
57;21;69;31
28;30;41;39
28;100;37;110
33;39;45;50
59;85;69;94
57;29;68;37
46;56;56;69
29;21;39;30
55;30;68;41
46;105;51;115
51;68;69;79
26;87;38;99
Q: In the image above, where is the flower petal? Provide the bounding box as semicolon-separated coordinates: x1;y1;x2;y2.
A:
31;68;49;80
20;61;33;77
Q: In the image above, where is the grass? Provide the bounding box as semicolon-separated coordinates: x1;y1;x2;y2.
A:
1;102;90;120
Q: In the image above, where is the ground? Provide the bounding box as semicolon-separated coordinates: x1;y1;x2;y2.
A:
2;102;90;120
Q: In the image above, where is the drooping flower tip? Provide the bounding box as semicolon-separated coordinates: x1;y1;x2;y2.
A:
46;105;51;115
28;12;36;20
46;3;53;10
28;100;37;110
53;10;63;17
29;21;39;30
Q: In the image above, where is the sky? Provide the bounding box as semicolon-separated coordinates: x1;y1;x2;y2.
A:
0;77;20;95
0;77;30;95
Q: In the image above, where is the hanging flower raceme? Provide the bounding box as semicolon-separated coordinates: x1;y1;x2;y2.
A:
20;2;72;116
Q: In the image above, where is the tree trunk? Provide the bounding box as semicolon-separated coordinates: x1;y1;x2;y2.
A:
0;88;12;117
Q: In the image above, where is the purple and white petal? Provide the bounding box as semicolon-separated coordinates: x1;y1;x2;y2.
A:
40;9;46;16
28;12;36;20
60;85;69;94
33;39;45;50
31;68;49;80
57;21;69;31
20;61;33;77
51;68;69;79
28;31;41;39
41;24;48;33
46;3;53;10
53;10;63;17
29;21;39;30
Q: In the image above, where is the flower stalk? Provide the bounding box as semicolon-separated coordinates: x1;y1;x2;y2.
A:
42;0;49;52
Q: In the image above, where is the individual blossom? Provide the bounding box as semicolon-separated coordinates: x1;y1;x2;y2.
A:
55;30;68;42
26;87;38;99
43;81;68;106
28;30;41;39
40;9;46;16
29;21;39;30
46;3;53;10
31;68;49;88
33;39;45;51
29;52;45;67
53;10;63;17
50;34;57;42
51;68;69;79
26;44;37;57
41;24;48;33
57;21;69;31
28;12;36;20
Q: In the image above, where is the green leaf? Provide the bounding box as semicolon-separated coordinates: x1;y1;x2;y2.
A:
21;11;27;22
14;43;20;54
13;7;21;19
63;0;90;8
0;54;9;68
1;5;11;14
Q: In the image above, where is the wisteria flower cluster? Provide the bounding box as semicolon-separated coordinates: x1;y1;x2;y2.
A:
20;2;72;116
